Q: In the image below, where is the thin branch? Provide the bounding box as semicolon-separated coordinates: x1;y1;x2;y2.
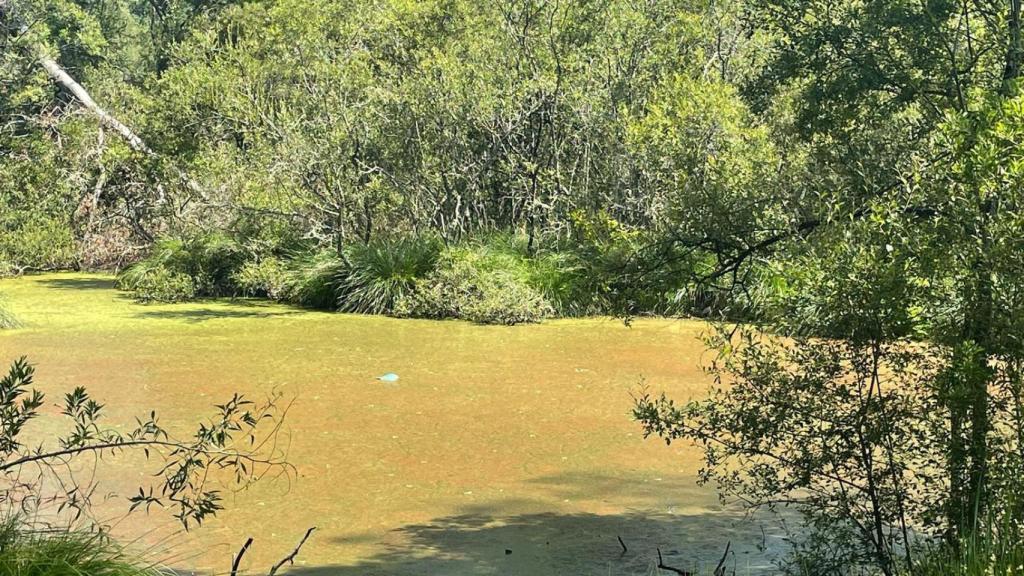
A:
656;548;693;576
231;537;254;576
268;527;316;576
0;440;279;473
713;541;731;576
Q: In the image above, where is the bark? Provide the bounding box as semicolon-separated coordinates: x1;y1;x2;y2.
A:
37;55;154;155
1;0;154;155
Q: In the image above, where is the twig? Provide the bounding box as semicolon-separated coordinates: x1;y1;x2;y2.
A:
713;541;731;576
268;527;316;576
656;548;692;576
231;537;253;576
617;535;628;556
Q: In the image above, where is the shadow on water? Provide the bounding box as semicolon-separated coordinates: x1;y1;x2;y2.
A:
37;277;117;290
133;306;301;324
286;506;785;576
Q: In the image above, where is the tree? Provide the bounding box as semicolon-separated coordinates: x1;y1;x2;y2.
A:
634;0;1024;569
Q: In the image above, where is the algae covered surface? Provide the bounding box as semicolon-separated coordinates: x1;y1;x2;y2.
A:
0;273;781;575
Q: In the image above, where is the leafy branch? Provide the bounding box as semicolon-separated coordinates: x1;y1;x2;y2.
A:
0;356;292;529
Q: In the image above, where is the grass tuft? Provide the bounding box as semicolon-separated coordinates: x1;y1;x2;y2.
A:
281;250;345;309
337;237;441;315
0;518;168;576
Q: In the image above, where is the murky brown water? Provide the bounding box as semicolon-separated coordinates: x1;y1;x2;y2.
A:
0;274;782;575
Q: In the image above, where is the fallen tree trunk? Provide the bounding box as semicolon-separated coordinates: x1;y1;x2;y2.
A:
37;55;153;155
2;0;154;155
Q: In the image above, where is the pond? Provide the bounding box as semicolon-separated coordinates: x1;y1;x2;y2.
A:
0;273;783;575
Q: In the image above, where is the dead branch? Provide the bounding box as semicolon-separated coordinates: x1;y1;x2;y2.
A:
37;55;153;154
617;534;627;556
268;527;316;576
231;537;254;576
713;541;731;576
656;547;692;576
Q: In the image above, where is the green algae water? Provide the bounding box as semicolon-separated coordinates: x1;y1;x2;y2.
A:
0;273;780;575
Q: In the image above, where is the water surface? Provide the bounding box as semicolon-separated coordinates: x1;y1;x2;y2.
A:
0;273;780;574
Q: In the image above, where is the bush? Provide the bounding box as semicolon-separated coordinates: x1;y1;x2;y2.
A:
564;210;697;316
233;256;289;299
280;250;345;309
337;237;440;314
462;233;590;316
0;518;164;576
118;232;243;302
0;217;78;273
397;244;554;325
119;267;196;303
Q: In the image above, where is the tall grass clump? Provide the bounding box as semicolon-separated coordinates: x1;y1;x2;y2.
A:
910;514;1024;576
466;233;590;316
0;518;165;576
336;236;441;314
280;249;345;309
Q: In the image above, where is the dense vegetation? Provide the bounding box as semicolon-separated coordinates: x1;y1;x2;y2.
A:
7;0;1024;573
1;0;769;322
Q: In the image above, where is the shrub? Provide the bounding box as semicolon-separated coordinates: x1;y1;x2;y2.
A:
167;233;244;296
233;256;289;299
397;244;554;325
280;250;345;309
120;267;196;303
465;233;590;316
117;232;243;301
0;217;77;273
0;518;164;576
337;237;440;314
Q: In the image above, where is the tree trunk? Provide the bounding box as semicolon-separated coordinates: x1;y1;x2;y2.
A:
37;56;153;155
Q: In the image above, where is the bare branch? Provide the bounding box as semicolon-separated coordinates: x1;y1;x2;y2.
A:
269;527;317;576
656;548;693;576
231;537;254;576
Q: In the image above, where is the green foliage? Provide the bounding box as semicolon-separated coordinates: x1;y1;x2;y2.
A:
118;267;195;303
0;216;78;273
279;250;345;309
398;241;554;325
0;139;79;272
337;236;440;315
117;233;243;301
0;518;164;576
0;357;287;528
233;256;289;299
